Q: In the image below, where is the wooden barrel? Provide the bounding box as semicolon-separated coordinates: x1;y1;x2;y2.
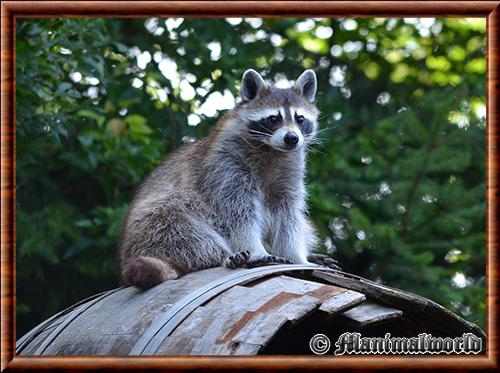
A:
16;264;485;355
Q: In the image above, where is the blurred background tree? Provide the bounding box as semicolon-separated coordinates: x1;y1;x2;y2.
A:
16;17;486;336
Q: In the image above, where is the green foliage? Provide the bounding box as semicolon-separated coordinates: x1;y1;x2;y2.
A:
16;17;486;335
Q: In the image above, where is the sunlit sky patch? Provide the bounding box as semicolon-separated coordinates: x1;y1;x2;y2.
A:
195;90;235;118
452;272;472;289
225;18;242;26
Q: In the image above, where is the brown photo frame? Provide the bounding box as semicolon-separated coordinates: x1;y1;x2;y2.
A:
1;1;498;370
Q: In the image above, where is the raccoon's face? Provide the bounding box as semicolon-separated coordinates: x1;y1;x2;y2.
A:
237;69;319;152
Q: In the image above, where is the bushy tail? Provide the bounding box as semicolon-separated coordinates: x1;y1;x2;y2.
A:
121;256;181;290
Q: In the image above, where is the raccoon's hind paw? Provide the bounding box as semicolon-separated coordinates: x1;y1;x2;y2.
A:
246;255;293;268
307;253;341;270
225;250;251;269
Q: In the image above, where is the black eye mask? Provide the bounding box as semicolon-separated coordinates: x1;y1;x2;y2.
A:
297;116;313;136
248;114;282;136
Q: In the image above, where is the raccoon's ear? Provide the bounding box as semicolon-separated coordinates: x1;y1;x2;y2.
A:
294;69;317;102
240;69;267;102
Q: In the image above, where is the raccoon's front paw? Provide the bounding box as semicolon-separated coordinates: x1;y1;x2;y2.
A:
307;253;341;270
246;255;293;268
225;250;251;269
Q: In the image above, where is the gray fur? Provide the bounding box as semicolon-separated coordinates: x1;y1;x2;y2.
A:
118;70;321;289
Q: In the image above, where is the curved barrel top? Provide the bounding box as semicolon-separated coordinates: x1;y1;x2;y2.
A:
17;265;485;356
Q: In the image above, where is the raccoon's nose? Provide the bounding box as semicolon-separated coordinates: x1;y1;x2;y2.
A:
284;132;299;146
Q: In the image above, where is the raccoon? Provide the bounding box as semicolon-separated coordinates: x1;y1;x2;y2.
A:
118;69;339;290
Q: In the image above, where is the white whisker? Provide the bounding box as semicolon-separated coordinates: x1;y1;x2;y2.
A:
249;129;272;137
314;126;337;135
306;145;326;156
253;141;268;150
255;124;273;134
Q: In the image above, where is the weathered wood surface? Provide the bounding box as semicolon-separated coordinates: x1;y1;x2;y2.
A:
16;289;115;353
19;267;241;355
17;265;485;356
341;301;403;327
129;264;329;355
19;265;346;355
157;275;358;355
312;270;486;339
319;290;366;316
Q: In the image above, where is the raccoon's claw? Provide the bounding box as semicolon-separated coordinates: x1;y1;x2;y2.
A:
307;253;341;270
264;255;293;264
225;250;251;269
246;255;293;268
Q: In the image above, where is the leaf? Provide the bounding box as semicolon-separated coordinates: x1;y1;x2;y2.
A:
113;42;129;53
125;114;152;134
77;109;105;127
82;55;105;80
118;97;141;108
35;87;54;102
63;237;93;259
55;82;72;95
74;219;93;228
106;118;127;136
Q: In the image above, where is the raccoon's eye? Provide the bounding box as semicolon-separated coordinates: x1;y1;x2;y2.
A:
295;115;305;124
268;115;279;124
